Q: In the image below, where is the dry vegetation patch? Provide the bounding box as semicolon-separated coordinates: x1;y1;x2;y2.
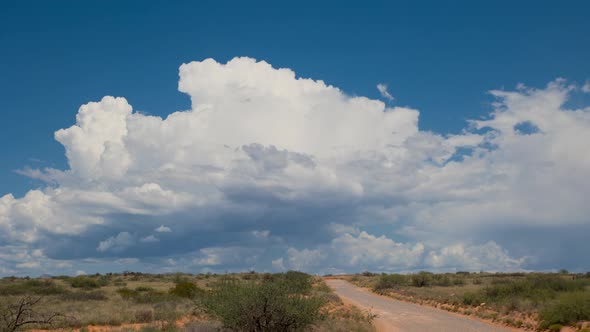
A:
1;272;375;332
346;271;590;331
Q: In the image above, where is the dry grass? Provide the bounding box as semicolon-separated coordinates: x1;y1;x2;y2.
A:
1;273;375;332
346;272;590;330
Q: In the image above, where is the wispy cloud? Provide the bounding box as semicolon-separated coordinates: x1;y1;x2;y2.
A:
377;83;394;101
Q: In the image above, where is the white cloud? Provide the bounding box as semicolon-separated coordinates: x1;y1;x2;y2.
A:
425;242;526;272
1;57;589;275
377;83;394;101
193;246;261;267
155;225;172;233
140;235;159;243
280;231;524;273
582;81;590;93
97;232;135;252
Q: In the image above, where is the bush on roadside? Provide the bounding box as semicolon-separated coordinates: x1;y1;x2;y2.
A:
411;272;432;287
203;274;324;331
374;274;407;291
539;291;590;328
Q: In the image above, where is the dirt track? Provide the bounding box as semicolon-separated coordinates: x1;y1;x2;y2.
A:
325;279;516;332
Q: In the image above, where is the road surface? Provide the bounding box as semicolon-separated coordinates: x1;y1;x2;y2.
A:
325;279;515;332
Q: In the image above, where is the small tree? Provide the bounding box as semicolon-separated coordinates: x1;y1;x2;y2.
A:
203;274;324;332
169;281;204;299
0;296;62;332
411;272;432;287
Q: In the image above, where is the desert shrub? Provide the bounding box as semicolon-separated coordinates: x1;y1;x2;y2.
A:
411;272;432;287
282;271;313;293
463;291;484;306
153;302;183;331
373;274;407;291
169;281;204;299
118;287;176;304
138;292;175;304
548;324;563;331
203;275;324;331
60;290;108;301
432;275;452;287
472;274;588;309
117;287;138;299
0;296;63;331
361;271;375;277
452;278;466;286
539;291;590;327
134;309;154;323
69;276;107;289
135;286;154;292
0;279;66;296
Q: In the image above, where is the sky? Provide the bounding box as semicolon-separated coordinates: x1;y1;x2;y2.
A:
1;0;589;276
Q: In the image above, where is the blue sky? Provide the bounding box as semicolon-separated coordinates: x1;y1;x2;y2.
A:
1;1;589;276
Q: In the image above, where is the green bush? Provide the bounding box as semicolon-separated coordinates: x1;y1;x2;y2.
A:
169;281;203;299
463;291;484;306
452;278;466;286
134;309;154;323
60;290;108;301
411;272;432;287
282;271;313;293
374;274;407;291
69;276;107;289
117;287;175;304
539;292;590;327
203;274;324;331
0;279;66;295
432;275;451;287
117;287;138;300
469;274;588;309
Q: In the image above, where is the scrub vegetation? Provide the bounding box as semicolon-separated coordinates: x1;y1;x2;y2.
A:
0;272;375;332
347;271;590;331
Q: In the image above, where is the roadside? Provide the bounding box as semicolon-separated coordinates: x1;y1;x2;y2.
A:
326;279;518;332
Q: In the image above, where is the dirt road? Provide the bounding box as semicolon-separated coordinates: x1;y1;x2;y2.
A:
325;279;515;332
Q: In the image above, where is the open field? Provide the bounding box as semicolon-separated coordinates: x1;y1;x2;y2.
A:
343;271;590;331
0;272;375;332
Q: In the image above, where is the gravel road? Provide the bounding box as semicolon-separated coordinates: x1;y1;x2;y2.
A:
325;279;515;332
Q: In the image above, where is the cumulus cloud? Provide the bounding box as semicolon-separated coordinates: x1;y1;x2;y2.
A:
1;57;589;276
155;225;172;233
279;231;526;274
97;232;135;253
140;235;159;243
377;83;394;101
583;81;590;93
